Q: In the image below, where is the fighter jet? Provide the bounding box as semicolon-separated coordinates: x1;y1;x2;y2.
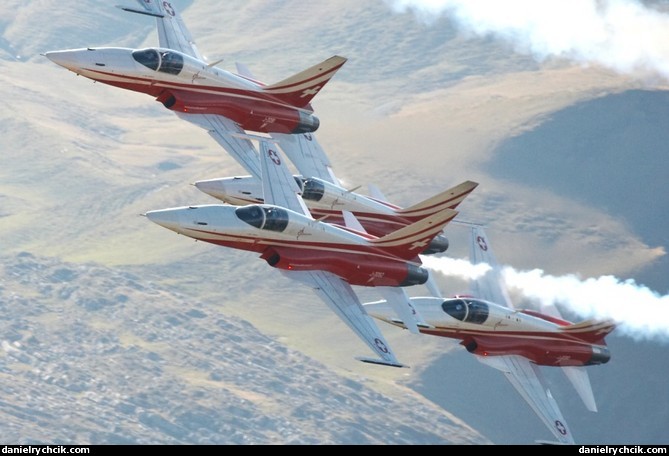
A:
145;140;460;367
44;0;345;178
194;173;477;254
365;225;614;443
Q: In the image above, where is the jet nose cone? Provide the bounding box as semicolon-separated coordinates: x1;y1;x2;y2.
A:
44;50;84;71
145;208;184;232
194;179;226;200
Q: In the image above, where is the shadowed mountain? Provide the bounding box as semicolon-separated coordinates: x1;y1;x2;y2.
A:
486;89;669;291
407;89;669;444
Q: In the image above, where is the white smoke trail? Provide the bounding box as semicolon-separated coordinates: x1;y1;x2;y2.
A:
502;267;669;341
386;0;669;81
424;256;669;341
422;255;491;280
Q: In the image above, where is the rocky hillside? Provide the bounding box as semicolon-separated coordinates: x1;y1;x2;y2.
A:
0;252;483;444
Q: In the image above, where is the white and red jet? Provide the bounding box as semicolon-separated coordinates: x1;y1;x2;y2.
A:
146;141;460;367
45;0;345;178
365;225;614;444
194;173;477;255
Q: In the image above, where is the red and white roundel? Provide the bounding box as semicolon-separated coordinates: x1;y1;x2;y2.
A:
163;1;175;16
477;236;488;251
268;149;281;165
555;420;568;435
374;338;389;354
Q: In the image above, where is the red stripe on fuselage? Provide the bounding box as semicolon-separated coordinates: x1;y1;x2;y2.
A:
417;326;606;366
84;68;317;112
181;227;422;264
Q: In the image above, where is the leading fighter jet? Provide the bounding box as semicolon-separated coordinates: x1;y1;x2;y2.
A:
365;225;614;443
45;0;345;178
145;141;459;367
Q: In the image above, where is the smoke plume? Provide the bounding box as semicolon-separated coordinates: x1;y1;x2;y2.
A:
386;0;669;81
424;256;669;341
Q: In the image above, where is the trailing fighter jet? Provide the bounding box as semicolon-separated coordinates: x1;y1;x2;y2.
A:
44;1;475;259
194;173;477;254
364;225;614;443
145;141;460;367
44;0;345;178
185;62;477;252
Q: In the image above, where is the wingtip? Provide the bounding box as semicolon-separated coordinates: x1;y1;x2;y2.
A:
356;357;409;369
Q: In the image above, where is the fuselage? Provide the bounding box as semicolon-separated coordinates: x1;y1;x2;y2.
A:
194;175;451;253
45;47;319;134
146;204;429;287
365;297;612;367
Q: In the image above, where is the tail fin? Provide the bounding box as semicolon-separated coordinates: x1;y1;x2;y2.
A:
559;319;616;343
263;56;347;108
369;209;458;260
396;181;478;221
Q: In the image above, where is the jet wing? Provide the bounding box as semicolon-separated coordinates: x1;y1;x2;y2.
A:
469;225;515;309
376;286;428;334
477;355;575;444
270;132;341;185
175;113;262;178
283;270;406;368
120;0;203;59
258;140;311;216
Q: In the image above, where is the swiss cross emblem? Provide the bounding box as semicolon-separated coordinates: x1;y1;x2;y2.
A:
477;236;488;251
268;149;281;165
300;86;321;98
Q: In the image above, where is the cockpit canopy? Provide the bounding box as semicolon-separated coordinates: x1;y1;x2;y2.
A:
235;205;289;232
301;178;325;202
132;48;184;75
441;298;490;324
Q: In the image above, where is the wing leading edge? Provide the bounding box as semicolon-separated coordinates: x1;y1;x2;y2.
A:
477;355;575;444
177;113;262;178
257;139;403;366
284;270;406;368
123;0;203;59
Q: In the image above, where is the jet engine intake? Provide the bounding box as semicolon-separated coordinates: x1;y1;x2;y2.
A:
263;250;281;267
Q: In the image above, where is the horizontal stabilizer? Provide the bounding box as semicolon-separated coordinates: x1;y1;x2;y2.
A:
562;366;598;412
370;209;458;260
356;357;408;368
377;286;426;334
